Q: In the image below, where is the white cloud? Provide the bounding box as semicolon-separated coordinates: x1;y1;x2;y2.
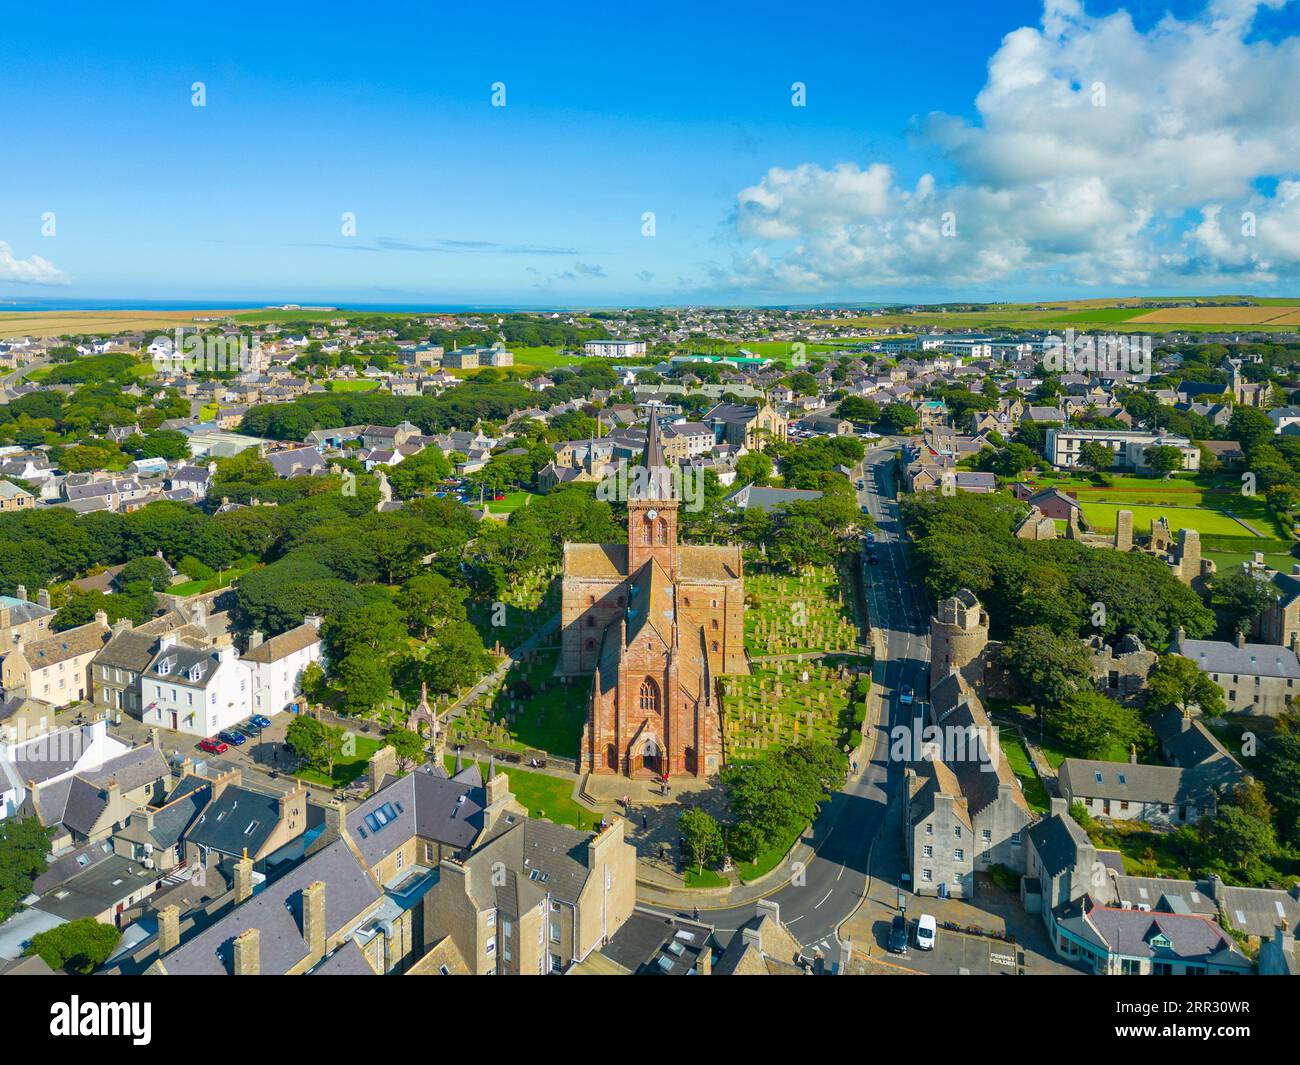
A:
726;0;1300;291
0;241;71;285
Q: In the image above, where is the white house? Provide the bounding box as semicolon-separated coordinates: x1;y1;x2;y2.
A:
240;617;324;717
141;637;251;737
0;718;129;821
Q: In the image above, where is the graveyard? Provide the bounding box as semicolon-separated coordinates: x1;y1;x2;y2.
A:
721;657;869;762
743;564;862;657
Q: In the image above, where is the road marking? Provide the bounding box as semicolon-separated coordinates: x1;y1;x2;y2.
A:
814;890;833;908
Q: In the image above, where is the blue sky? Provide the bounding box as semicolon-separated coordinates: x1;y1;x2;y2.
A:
1;0;1298;306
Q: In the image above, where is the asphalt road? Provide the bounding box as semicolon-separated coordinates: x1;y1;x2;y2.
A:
679;442;932;956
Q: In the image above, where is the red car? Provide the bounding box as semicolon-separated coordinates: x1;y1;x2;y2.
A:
198;737;229;755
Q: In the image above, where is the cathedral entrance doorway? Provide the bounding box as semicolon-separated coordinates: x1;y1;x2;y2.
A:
630;735;662;777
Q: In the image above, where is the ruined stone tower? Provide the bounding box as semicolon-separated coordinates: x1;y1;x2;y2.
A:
930;588;990;691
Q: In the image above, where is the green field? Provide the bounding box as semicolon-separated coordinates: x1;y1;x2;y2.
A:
1079;502;1253;537
326;379;380;392
168;560;260;597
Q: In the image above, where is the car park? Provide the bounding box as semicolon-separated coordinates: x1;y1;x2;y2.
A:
218;729;246;746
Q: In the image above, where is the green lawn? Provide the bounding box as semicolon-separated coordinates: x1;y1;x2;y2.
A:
1079;501;1255;537
326;379;380;392
169;560;260;597
737;823;805;884
684;867;729;889
442;755;593;829
485;490;535;516
998;730;1051;813
294;736;384;788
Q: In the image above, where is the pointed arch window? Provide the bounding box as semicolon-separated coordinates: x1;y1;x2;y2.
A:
639;677;659;715
656;518;668;545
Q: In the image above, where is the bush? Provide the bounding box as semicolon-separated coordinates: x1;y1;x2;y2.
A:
178;555;215;581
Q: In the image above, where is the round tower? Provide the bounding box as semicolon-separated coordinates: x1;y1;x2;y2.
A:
930;588;990;691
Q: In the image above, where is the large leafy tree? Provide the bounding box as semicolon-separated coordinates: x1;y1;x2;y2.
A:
26;918;121;974
0;818;54;922
1044;690;1149;759
1146;654;1226;718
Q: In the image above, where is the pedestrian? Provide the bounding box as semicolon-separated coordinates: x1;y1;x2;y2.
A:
642;813;648;830
692;906;700;922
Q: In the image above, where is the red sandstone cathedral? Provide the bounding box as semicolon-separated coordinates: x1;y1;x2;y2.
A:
561;417;747;778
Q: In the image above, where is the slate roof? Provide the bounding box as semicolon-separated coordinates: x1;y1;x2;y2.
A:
1061;899;1251;968
1027;810;1091;878
1177;638;1300;679
156;838;382;975
185;785;282;857
345;763;485;868
240;622;320;664
308;937;376;975
14;620;109;669
1059;759;1207;807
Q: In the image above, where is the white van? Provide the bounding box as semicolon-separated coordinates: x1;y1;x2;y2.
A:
915;913;937;950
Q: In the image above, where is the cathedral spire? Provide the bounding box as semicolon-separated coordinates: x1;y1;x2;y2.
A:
643;410;666;471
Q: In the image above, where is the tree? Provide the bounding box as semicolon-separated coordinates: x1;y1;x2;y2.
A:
1211;568;1273;637
395;572;467;638
1256;732;1300;846
879;402;920;434
678;809;724;874
1079;440;1114;472
119;554;173;592
734;451;773;487
285;716;348;777
0;817;54;922
1000;626;1092;714
386;728;428;772
1146;654;1226;717
26;918;121;974
1143;444;1184;477
1045;690;1148;759
335;652;393;716
1201;805;1276;871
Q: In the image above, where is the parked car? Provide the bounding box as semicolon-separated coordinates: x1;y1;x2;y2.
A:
218;729;246;746
249;714;272;729
916;913;937;950
899;684;915;705
888;915;909;955
198;737;229;755
868;553;879;565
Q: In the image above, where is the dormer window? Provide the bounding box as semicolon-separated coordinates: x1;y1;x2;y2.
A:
157;657;172;676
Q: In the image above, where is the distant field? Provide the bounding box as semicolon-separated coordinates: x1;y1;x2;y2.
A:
1132;306;1300;325
325;379;380;392
0;309;257;339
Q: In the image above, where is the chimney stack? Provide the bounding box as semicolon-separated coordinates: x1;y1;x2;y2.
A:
232;927;260;975
1129;743;1138;765
93;609;108;627
1234;629;1247;649
36;588;50;609
157;904;180;955
15;585;26;602
247;630;264;650
234;854;254;904
303;881;327;964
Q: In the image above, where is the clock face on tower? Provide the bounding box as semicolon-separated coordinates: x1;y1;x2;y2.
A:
646;509;658;521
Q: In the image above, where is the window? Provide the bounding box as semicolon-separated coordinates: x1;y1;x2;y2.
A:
921;869;932;882
639;677;659;715
550;921;561;944
485;941;495;955
1010;832;1021;845
922;845;932;858
485;910;496;927
954;849;964;861
925;823;933;835
981;829;991;843
395;850;404;871
952;826;961;838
